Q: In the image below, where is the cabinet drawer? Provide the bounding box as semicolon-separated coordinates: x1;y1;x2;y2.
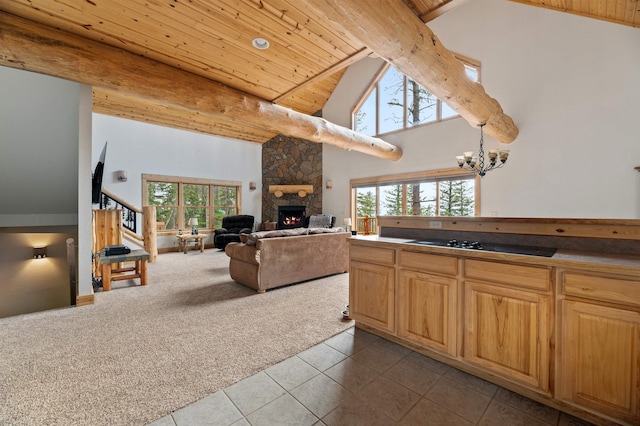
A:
350;244;395;265
465;259;550;292
399;250;457;276
561;271;640;308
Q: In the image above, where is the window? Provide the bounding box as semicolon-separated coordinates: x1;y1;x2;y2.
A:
351;168;479;234
143;174;241;233
353;56;480;136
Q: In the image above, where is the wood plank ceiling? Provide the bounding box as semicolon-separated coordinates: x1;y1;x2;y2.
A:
0;0;635;145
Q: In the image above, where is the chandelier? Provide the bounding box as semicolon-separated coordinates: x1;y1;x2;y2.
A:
456;123;509;177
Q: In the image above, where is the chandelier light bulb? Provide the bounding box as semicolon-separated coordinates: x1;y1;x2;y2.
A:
457;123;509;177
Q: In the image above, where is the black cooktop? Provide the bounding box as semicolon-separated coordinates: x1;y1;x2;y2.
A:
408;239;557;257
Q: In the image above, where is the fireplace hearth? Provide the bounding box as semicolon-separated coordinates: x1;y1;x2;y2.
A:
278;205;306;229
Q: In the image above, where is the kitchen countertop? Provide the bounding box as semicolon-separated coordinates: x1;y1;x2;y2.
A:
348;235;640;273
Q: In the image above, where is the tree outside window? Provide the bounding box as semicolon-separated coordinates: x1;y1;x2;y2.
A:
214;186;237;228
351;170;477;234
353;58;480;136
184;183;209;229
144;175;240;232
148;182;178;230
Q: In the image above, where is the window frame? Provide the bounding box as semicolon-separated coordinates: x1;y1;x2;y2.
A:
142;174;242;236
349;168;480;234
351;55;481;136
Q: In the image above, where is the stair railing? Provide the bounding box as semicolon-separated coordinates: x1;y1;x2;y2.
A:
98;188;157;261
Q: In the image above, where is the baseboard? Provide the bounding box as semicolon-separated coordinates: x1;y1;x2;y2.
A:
76;294;95;306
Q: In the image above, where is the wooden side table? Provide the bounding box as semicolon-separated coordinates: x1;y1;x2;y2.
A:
176;233;207;254
99;249;150;291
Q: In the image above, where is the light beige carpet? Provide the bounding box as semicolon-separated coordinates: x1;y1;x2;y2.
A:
0;249;351;425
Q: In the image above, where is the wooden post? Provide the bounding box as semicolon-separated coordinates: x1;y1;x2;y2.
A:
92;210;122;277
143;205;158;262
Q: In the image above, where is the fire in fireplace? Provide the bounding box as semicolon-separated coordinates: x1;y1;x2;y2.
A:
278;205;306;229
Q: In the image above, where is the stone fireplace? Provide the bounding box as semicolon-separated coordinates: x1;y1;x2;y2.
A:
277;206;306;229
262;134;323;224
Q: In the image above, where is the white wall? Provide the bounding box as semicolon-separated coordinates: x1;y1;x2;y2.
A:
92;114;263;249
322;0;640;219
0;66;94;306
0;67;80;226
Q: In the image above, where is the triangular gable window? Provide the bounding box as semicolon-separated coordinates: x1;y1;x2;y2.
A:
353;56;479;136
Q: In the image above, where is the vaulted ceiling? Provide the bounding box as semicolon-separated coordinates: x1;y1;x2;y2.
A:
0;0;636;154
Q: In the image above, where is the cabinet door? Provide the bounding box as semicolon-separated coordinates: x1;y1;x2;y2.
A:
464;281;550;392
398;270;457;356
558;300;640;425
349;260;395;333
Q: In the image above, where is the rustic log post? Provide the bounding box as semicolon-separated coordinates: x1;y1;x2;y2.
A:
143;206;158;262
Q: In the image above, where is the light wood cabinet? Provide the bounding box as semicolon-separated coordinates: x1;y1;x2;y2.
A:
398;270;457;356
349;238;640;425
349;259;395;333
463;259;552;392
558;271;640;425
464;280;551;392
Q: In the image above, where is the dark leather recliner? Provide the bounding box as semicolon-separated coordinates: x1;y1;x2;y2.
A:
214;215;254;249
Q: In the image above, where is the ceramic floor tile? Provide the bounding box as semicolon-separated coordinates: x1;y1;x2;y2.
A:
297;342;348;371
289;373;351;418
402;351;453;376
358;375;421;421
324;357;379;393
383;355;442;395
146;327;604;426
223;371;285;416
398;397;473;426
321;394;395;426
372;337;413;357
172;391;243;426
245;393;317;426
558;412;598;425
493;387;560;424
425;376;492;423
350;341;407;373
479;399;553;426
265;355;320;391
323;328;379;356
444;367;499;397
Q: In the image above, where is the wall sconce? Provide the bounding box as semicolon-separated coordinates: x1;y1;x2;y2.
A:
326;180;333;189
116;170;127;182
33;246;48;259
249;181;257;191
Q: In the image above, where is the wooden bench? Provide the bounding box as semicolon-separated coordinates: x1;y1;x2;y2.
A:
99;249;150;291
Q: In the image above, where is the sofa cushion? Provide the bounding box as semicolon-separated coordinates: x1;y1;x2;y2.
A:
245;227;308;245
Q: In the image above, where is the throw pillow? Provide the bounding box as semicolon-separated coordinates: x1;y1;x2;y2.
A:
307;214;333;228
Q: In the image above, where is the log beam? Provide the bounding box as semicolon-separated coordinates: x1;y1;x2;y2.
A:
0;12;402;161
307;0;519;143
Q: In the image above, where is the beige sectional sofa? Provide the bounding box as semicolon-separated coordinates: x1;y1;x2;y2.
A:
224;228;349;293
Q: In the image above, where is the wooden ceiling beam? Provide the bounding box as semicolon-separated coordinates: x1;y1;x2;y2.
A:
419;0;471;23
0;12;402;161
307;0;519;144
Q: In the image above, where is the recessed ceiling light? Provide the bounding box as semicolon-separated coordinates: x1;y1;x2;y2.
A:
251;37;270;50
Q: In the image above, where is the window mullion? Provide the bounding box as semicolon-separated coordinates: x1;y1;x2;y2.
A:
178;182;184;230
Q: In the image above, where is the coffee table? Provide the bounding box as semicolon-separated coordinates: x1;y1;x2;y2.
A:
176;233;207;254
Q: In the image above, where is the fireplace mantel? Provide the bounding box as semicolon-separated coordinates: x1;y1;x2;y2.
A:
268;185;313;198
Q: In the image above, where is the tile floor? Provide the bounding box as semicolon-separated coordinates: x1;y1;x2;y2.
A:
148;326;596;426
